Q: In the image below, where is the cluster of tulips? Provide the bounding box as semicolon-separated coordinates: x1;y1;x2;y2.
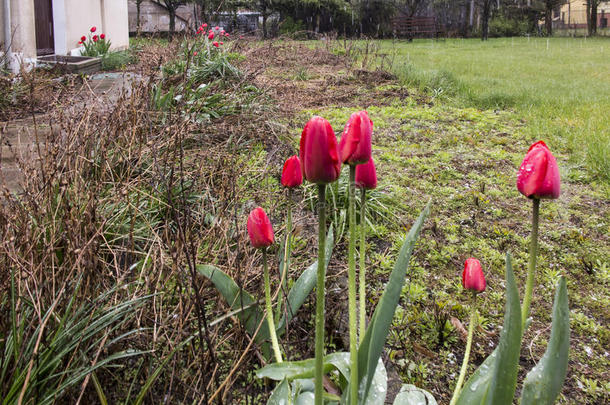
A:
78;26;110;57
200;111;569;403
195;23;230;48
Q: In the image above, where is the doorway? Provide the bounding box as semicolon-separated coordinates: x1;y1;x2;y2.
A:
34;0;55;55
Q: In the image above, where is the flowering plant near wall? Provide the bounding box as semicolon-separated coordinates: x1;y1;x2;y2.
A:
79;26;111;57
198;109;570;403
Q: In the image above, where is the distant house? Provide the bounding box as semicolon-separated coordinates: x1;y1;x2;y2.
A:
128;1;260;34
554;0;610;29
128;1;197;34
1;0;129;72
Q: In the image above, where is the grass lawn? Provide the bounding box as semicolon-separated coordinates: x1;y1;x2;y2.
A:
372;37;610;183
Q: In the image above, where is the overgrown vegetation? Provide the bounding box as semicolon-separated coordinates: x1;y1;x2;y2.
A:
0;36;607;404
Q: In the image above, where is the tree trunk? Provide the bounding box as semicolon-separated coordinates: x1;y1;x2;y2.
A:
169;8;176;36
262;12;268;38
591;1;598;35
545;0;553;36
481;0;490;40
136;1;142;35
469;0;475;27
587;0;592;35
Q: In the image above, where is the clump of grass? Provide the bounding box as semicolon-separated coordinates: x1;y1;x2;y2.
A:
101;50;138;71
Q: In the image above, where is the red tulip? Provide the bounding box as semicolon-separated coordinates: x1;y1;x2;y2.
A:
462;258;486;292
281;156;303;188
92;35;99;42
355;157;377;189
202;23;208;28
213;41;219;48
247;207;274;248
220;41;224;45
90;26;96;33
338;110;373;165
517;141;560;199
100;34;105;40
193;51;198;56
299;116;341;184
78;41;83;45
81;35;86;42
214;26;220;30
208;32;215;40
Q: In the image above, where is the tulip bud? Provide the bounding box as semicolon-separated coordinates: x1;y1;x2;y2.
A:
100;34;105;40
93;35;99;42
90;26;96;33
213;41;219;48
517;141;560;199
355;157;377;189
81;36;86;42
338;110;373;165
299;116;341;184
462;258;486;292
203;23;208;28
247;207;274;249
281;156;303;188
208;32;215;40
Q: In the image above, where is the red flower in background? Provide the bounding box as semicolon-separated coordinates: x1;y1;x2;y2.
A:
202;23;208;28
220;41;224;45
299;116;341;184
462;258;486;293
281;156;303;188
338;110;373;165
100;34;105;40
247;207;275;249
355;157;377;190
90;26;96;33
516;140;561;200
81;35;86;42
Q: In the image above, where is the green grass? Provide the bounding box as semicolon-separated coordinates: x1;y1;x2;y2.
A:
374;37;610;182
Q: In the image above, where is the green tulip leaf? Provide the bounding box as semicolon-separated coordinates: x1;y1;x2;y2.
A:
196;264;269;347
521;276;570;405
267;379;291;405
256;352;349;382
356;202;431;402
277;225;335;333
295;392;315;405
327;353;386;405
392;384;438;405
456;252;522;405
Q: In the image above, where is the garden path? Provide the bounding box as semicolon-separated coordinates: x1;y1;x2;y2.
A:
0;72;139;192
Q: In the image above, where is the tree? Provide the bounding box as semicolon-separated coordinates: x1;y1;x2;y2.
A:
480;0;493;40
152;0;189;35
588;0;603;35
136;0;144;34
542;0;559;35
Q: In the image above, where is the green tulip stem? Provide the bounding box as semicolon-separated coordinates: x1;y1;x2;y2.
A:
348;165;358;405
449;294;478;405
522;197;540;329
314;184;327;405
359;188;367;343
276;190;293;321
262;249;282;363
